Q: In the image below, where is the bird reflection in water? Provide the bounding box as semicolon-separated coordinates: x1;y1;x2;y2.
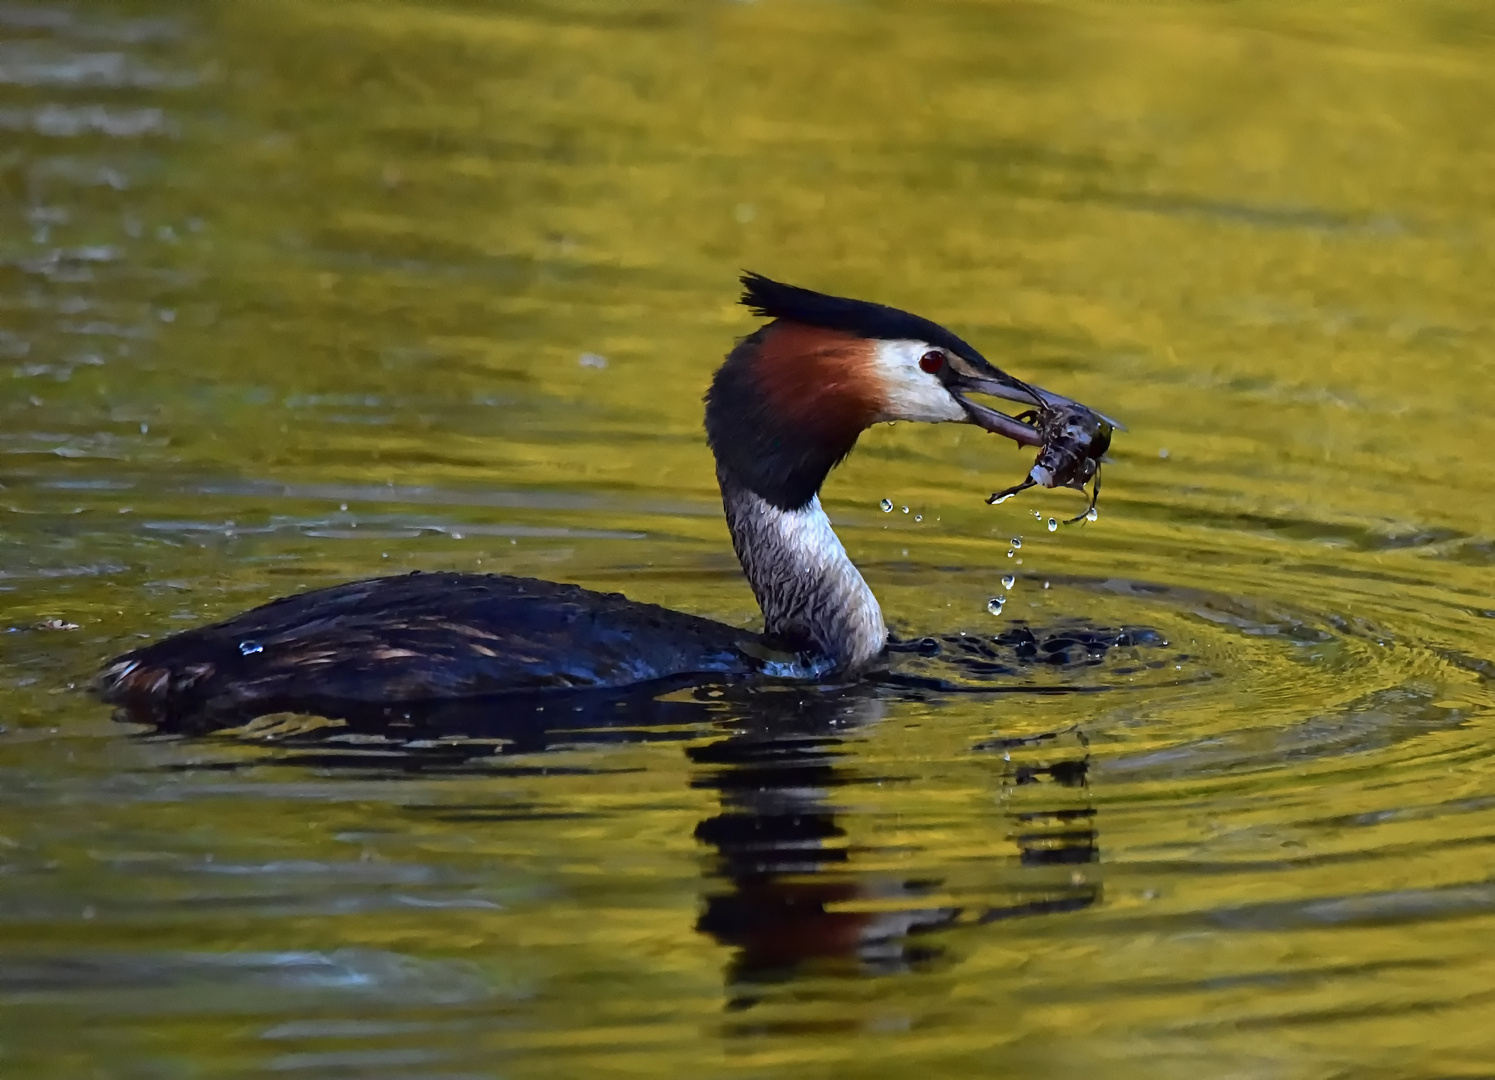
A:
691;693;959;988
690;690;1099;1003
120;623;1149;1002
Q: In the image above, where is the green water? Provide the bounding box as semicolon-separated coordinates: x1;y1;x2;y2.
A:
4;1;1495;1075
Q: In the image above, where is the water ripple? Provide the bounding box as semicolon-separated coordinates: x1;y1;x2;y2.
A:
0;104;174;138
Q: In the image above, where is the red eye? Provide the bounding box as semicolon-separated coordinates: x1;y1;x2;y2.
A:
919;350;944;374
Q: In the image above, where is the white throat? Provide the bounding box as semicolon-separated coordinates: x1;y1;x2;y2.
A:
717;467;887;672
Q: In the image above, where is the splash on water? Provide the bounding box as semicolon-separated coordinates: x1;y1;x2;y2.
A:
759;654;839;680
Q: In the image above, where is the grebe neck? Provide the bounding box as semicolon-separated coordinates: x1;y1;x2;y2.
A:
717;466;886;672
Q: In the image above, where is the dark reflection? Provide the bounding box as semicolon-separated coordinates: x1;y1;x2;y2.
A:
976;730;1101;923
690;691;1100;1004
690;692;959;994
123;623;1149;997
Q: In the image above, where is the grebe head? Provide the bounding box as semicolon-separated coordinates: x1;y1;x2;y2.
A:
703;273;1096;673
705;271;1087;510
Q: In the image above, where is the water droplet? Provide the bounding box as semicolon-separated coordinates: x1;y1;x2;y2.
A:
1086;507;1099;522
914;514;922;522
1047;517;1058;532
1158;447;1170;459
901;505;909;514
880;498;893;512
1032;510;1042;520
986;596;1006;616
339;503;348;511
1002;574;1016;590
1006;549;1015;558
1043;581;1050;589
238;640;263;656
1011;538;1022;549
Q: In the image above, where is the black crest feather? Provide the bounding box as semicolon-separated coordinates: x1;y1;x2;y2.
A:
739;271;987;363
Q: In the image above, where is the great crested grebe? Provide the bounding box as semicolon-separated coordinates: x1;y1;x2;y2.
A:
95;273;1109;723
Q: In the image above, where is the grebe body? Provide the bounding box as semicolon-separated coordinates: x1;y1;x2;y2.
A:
96;274;1103;723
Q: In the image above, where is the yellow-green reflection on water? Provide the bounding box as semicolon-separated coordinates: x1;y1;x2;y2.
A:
3;0;1495;1076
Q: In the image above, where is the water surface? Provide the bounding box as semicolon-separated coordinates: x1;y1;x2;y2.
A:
3;1;1495;1076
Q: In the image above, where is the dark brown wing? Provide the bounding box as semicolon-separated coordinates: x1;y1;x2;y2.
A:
95;572;753;724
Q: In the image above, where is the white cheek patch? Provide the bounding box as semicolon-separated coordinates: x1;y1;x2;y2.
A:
868;339;967;424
